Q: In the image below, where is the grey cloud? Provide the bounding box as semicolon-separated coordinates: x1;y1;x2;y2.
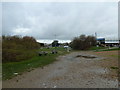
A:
2;2;118;40
0;2;2;35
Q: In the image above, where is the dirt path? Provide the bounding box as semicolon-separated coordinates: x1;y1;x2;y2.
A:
3;51;118;88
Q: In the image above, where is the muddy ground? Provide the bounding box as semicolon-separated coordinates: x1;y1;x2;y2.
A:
2;51;119;88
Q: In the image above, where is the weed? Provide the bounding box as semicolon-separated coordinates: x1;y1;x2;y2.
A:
110;67;119;69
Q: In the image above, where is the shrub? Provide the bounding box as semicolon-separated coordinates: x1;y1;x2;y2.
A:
70;34;96;50
2;35;40;63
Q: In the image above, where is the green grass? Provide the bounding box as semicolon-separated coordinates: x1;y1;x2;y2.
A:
3;47;68;80
0;63;2;81
89;46;107;50
110;66;119;70
110;55;120;58
89;46;120;52
40;47;65;51
100;48;120;51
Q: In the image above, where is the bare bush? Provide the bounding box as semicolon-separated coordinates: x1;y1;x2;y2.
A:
70;34;96;50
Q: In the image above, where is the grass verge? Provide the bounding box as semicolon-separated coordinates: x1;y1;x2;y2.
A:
3;47;68;80
89;46;120;51
89;46;107;50
110;66;119;70
99;48;120;51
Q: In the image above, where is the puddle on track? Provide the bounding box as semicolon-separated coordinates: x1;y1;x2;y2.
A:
76;55;97;59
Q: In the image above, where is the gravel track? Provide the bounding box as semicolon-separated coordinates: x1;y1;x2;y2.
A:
3;51;118;88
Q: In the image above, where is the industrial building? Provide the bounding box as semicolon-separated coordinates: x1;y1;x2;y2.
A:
97;37;119;47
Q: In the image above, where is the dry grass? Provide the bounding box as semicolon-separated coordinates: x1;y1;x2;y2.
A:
92;50;119;79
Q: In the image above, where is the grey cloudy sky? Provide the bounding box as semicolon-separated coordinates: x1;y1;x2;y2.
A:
2;2;118;40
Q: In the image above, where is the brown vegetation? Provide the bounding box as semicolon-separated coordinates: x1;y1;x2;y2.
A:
70;34;96;50
2;35;40;63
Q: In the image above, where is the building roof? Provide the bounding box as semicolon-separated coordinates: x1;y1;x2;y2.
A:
105;40;119;44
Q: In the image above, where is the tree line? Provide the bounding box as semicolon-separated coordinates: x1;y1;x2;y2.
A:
2;34;96;63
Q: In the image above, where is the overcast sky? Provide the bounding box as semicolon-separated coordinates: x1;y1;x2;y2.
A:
2;2;118;40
